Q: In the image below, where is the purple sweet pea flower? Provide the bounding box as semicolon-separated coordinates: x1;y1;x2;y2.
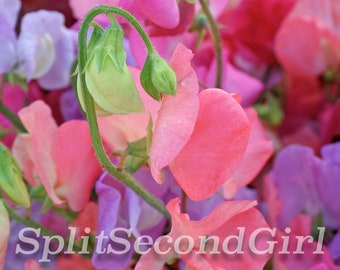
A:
270;143;340;230
16;10;76;89
0;0;20;73
92;167;170;270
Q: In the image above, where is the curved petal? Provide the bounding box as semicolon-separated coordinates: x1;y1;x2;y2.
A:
15;101;61;204
54;120;102;211
171;89;250;201
150;44;199;183
224;108;273;198
135;0;179;29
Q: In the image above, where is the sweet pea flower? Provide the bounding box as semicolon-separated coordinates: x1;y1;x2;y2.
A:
261;178;340;270
268;143;340;230
135;198;271;270
0;6;75;90
223;108;274;199
92;167;169;270
12;100;102;211
16;10;76;89
0;201;9;270
275;0;340;77
0;0;21;73
150;44;250;201
0;78;26;147
219;0;296;65
70;0;180;29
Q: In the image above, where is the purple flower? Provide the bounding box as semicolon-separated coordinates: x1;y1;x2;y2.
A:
92;167;170;270
270;143;340;230
16;10;76;89
0;0;20;73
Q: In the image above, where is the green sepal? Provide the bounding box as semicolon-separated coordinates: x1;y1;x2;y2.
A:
3;73;28;91
125;156;147;174
126;137;148;159
30;184;47;200
94;20;126;73
41;196;54;214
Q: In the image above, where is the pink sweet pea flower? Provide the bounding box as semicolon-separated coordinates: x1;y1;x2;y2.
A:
12;100;102;211
219;0;296;65
0;202;9;270
223;108;274;199
135;198;271;270
150;44;250;201
275;0;340;77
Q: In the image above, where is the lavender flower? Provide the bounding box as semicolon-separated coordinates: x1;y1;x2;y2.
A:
270;143;340;230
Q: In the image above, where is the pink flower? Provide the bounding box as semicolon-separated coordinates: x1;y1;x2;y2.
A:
150;44;250;201
275;0;340;76
135;198;271;270
0;202;9;270
12;100;102;211
223;108;274;199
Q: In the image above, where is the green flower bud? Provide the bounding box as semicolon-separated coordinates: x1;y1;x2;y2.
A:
78;20;144;116
0;144;30;208
140;53;177;101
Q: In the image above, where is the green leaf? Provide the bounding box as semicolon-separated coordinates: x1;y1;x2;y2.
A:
0;143;30;207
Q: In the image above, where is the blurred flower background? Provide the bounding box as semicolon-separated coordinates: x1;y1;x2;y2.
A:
0;0;340;269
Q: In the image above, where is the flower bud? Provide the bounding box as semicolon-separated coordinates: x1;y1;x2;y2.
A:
78;20;144;116
140;53;177;101
0;144;30;208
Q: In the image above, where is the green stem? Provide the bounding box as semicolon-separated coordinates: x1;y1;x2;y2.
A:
3;200;56;239
0;102;27;133
78;6;170;220
3;200;84;252
198;0;223;88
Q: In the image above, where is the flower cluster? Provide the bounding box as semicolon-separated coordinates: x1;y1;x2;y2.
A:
0;0;340;270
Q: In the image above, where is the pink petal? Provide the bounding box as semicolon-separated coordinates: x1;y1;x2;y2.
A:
54;120;102;211
12;135;38;186
223;108;274;198
0;202;9;270
171;89;250;200
135;0;179;29
24;259;45;270
69;0;119;19
150;44;199;183
16;101;62;204
136;198;271;269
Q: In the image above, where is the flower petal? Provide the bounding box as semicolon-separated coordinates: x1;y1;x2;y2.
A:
171;89;250;200
150;44;199;183
54;120;102;211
